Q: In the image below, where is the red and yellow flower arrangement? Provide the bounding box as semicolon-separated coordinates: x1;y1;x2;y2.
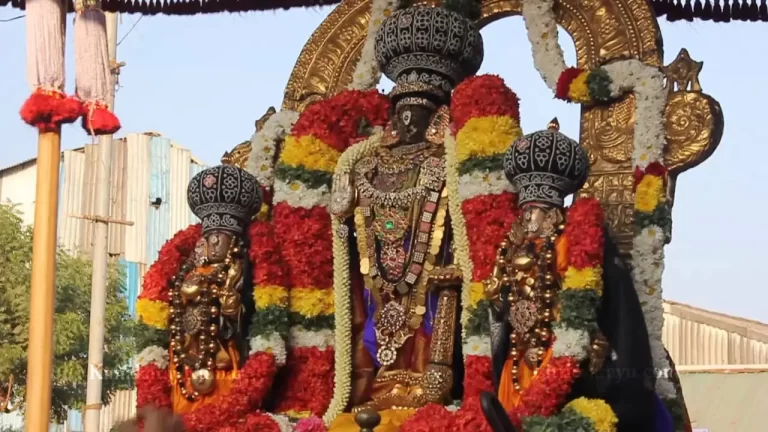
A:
555;67;614;105
134;218;288;431
271;89;390;417
447;74;523;401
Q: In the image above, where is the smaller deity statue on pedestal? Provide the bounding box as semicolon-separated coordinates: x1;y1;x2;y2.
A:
169;165;261;412
483;122;661;431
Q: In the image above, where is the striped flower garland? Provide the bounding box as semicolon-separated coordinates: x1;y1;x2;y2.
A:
520;0;681;422
271;89;390;417
446;75;523;400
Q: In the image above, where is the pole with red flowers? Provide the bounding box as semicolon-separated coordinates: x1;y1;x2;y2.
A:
21;0;79;430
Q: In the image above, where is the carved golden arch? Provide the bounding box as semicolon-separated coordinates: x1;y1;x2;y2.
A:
278;0;722;251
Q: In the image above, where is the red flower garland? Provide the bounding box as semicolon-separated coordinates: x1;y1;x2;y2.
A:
136;364;172;411
400;404;456;432
216;411;281;432
633;161;668;188
451;75;521;130
139;224;201;303
463;355;494;402
555;67;583;100
181;353;277;432
461;194;520;281
274;346;335;416
290;89;390;152
248;219;290;288
272;204;334;290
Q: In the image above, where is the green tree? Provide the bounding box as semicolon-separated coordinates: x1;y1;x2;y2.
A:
0;203;137;423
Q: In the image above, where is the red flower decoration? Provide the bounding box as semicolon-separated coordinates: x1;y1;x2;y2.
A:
273;203;334;290
20;89;83;132
463;355;494;400
140;224;202;303
401;404;456;432
179;352;278;432
249;219;290;288
291;89;390;151
555;68;583;101
633;161;668;188
274;346;335;416
564;198;604;270
136;364;172;411
461;193;519;281
453;397;493;432
451;75;520;131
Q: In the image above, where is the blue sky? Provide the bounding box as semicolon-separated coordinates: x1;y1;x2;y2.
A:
1;6;767;322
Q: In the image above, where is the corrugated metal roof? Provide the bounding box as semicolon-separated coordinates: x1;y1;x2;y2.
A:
678;366;768;432
79;145;99;256
663;301;768;366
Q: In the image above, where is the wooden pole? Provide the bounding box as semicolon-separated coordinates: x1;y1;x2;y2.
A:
24;130;62;432
83;11;119;432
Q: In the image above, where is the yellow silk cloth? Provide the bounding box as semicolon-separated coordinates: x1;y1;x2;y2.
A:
329;409;417;432
498;236;568;412
170;343;240;414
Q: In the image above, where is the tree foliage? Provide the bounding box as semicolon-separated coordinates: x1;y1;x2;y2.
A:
0;203;137;423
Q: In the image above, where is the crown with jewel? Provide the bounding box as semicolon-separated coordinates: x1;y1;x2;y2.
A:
187;165;262;235
374;0;484;106
503;119;589;207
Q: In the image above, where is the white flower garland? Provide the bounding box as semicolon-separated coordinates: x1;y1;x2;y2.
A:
520;0;675;399
250;333;288;367
268;413;294;432
323;132;382;425
349;0;401;90
290;327;336;349
246;110;299;187
442;131;475;341
137;345;169;369
457;170;515;201
273;180;331;208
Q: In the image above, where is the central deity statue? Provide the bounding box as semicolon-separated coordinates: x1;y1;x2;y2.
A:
329;2;483;424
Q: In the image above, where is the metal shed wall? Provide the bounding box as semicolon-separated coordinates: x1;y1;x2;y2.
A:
169;145;192;236
146;137;171;265
124;134;151;264
57;150;86;254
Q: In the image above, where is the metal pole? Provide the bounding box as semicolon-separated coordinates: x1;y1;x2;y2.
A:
24;131;62;432
83;12;119;432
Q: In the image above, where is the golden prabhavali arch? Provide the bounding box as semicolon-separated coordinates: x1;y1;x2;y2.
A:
225;0;723;254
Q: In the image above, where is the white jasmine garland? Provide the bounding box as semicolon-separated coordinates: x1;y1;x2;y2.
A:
349;0;400;90
136;345;169;369
521;0;675;399
246;110;299;187
273;180;330;208
457;170;515;201
290;327;335;349
250;333;287;366
323;132;382;426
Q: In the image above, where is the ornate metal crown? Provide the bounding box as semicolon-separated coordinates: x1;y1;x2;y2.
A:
374;6;484;103
503;120;589;207
187;165;262;235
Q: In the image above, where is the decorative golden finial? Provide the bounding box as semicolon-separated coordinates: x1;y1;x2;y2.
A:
255;106;277;131
547;118;560;131
663;48;704;94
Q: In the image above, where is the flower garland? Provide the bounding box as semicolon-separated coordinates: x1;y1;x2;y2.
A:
272;89;390;417
246;110;300;189
349;0;401;90
324;131;384;425
134;222;285;431
520;0;679;413
446;75;523;401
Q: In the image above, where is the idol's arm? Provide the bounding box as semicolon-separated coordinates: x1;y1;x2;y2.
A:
597;229;656;431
